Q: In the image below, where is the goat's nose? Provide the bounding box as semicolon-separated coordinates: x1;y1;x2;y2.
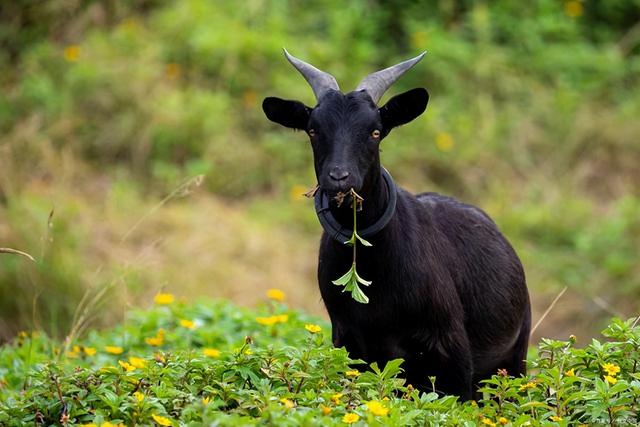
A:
329;168;350;181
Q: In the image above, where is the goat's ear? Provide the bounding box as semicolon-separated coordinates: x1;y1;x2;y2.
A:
379;88;429;133
262;97;311;130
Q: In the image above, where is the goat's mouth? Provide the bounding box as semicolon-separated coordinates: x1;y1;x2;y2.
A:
327;188;365;209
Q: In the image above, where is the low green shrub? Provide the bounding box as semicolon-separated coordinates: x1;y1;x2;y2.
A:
1;294;639;426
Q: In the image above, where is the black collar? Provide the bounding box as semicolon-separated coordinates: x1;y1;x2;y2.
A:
314;168;398;243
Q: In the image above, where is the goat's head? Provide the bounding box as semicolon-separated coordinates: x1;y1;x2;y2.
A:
263;50;428;198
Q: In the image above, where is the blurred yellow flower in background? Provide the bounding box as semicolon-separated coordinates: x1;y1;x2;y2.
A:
145;329;165;346
290;185;308;201
165;63;181;80
256;315;288;326
266;288;286;301
105;346;124;355
63;45;81;62
564;1;583;18
435;132;454;152
154;293;175;305
305;324;322;333
203;348;221;358
179;319;196;329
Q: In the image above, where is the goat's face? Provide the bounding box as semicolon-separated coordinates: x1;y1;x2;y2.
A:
263;87;428;197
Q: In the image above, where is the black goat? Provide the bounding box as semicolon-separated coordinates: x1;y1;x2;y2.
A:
262;50;530;400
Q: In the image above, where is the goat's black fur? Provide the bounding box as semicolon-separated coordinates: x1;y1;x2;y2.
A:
263;85;530;400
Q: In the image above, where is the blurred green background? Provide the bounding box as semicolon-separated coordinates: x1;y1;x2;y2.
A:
1;0;639;343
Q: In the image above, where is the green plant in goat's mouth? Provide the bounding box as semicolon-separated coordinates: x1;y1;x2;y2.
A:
332;188;372;304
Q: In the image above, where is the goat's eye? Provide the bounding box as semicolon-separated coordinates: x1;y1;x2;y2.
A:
372;130;381;139
308;129;316;137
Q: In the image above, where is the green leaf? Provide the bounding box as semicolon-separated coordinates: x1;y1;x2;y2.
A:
354;269;372;286
349;281;370;304
355;232;372;247
332;265;355;286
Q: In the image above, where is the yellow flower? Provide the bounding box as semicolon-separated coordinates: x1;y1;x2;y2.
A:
165;63;181;81
411;30;428;49
145;336;164;346
481;418;497;427
202;396;210;405
256;315;288;325
342;413;359;424
151;414;172;426
289;185;308;202
499;417;508;425
602;363;620;376
435;132;454;152
305;324;322;334
63;45;81;62
133;391;145;402
331;393;343;404
266;288;286;301
129;357;147;369
84;347;97;356
519;381;536;392
154;293;175;305
345;369;360;377
320;404;331;415
366;400;389;416
564;1;583;18
565;368;575;377
179;319;196;329
105;346;124;355
280;398;295;409
203;348;221;358
256;316;279;326
604;375;618;385
550;415;563;422
118;360;136;372
242;90;257;108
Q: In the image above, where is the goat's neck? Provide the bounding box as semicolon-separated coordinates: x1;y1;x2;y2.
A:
330;168;388;231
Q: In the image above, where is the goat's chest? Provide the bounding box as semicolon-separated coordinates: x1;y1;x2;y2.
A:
318;243;441;328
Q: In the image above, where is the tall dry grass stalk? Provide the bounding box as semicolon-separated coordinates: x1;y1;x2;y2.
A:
61;175;205;355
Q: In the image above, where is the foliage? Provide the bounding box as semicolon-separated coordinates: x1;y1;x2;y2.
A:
1;0;639;340
2;295;640;425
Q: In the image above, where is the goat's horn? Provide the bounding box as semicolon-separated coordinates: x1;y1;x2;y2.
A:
355;52;426;104
283;49;340;101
